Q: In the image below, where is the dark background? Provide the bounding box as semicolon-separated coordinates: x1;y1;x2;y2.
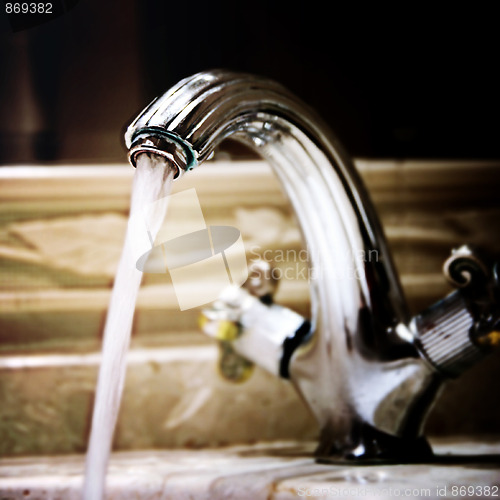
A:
1;1;499;163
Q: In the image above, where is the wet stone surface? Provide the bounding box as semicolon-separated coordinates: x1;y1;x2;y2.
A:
0;439;498;499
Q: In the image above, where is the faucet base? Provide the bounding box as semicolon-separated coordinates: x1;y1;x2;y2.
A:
315;422;434;465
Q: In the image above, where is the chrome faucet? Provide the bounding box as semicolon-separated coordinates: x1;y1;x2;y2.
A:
125;70;499;463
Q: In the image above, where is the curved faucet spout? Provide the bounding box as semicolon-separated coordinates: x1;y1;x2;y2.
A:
126;69;408;323
126;70;498;463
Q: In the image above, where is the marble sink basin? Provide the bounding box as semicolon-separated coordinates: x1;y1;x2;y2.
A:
0;439;499;499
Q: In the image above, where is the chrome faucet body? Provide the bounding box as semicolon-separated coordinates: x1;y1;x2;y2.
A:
126;70;499;463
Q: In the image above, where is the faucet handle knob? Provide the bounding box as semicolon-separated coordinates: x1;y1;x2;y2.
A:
243;259;278;303
198;259;279;383
443;245;500;347
199;269;308;381
198;294;255;383
415;246;499;377
443;244;490;289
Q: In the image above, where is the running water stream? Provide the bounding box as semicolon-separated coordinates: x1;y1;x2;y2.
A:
82;154;175;500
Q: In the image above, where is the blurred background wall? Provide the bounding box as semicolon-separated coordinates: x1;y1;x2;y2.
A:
1;1;499;164
1;1;500;455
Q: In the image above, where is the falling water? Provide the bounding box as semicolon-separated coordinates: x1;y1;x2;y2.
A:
82;154;175;500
